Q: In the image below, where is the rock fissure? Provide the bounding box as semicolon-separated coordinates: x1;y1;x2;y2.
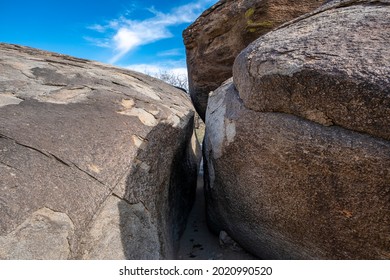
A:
66;161;106;186
0;133;51;159
0;161;21;172
0;133;106;186
42;82;68;87
47;152;71;167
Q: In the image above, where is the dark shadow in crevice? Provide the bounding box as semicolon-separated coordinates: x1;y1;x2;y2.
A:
118;115;201;259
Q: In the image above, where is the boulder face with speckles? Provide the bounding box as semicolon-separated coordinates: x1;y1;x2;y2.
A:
203;0;390;259
0;43;201;259
183;0;326;120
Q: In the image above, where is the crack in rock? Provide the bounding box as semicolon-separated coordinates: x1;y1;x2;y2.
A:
0;133;105;186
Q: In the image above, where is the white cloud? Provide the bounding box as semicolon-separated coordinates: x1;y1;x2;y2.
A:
87;0;217;64
110;28;143;63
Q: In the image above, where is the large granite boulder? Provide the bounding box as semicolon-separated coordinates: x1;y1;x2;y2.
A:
0;43;200;259
204;0;390;259
183;0;325;120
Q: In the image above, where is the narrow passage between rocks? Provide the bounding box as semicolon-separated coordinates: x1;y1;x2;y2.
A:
177;162;257;260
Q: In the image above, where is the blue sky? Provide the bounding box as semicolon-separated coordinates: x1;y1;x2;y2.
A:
0;0;217;77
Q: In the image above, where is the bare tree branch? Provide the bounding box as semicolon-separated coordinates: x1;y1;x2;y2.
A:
148;70;189;93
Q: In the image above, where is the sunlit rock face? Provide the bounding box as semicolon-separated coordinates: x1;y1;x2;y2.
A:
0;43;201;259
183;0;326;120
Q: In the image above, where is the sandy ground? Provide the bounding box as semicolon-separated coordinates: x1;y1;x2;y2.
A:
177;172;257;260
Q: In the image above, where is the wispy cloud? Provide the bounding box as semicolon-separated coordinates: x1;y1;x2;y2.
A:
87;24;106;33
157;48;183;57
87;0;216;64
84;36;111;48
87;20;120;33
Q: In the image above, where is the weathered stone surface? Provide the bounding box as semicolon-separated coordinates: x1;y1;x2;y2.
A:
183;0;325;120
0;43;200;259
0;208;74;259
204;1;390;259
205;81;390;259
234;0;390;140
82;196;160;259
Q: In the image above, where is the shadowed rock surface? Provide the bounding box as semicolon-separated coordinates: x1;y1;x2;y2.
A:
178;169;258;260
183;0;325;120
0;43;201;259
203;0;390;260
